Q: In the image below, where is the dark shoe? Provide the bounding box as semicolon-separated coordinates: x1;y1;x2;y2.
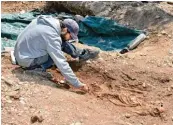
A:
79;49;100;61
24;68;53;79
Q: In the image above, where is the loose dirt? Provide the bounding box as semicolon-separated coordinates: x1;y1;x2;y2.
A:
1;1;173;125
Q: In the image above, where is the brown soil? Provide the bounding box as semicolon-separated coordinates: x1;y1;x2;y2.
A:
1;1;45;14
1;1;173;125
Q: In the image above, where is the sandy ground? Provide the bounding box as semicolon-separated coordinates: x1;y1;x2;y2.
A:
1;1;173;125
1;1;45;14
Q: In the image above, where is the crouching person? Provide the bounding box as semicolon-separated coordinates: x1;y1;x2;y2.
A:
14;15;99;92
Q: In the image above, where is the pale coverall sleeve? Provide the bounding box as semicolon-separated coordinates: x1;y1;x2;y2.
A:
46;33;83;88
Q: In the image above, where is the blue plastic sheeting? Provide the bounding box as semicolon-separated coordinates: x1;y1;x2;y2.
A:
1;10;143;51
79;16;142;51
1;11;37;50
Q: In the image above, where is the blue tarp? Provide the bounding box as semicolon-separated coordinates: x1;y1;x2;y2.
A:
1;10;143;51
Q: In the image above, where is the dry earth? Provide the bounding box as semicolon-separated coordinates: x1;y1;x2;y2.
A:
1;1;173;125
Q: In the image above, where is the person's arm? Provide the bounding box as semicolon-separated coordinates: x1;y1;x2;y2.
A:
46;33;84;88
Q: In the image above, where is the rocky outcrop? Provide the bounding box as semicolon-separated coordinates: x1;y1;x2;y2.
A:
44;1;173;30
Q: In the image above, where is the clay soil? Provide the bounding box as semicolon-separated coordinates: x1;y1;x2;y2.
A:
1;1;173;125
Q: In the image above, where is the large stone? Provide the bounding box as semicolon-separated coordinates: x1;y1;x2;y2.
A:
44;1;173;30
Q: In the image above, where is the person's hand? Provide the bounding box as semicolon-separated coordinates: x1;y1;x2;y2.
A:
78;84;89;92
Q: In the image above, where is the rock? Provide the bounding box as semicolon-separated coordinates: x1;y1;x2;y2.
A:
155;15;160;19
6;100;12;104
86;60;91;64
157;34;162;37
31;115;44;123
169;50;173;55
167;87;171;92
168;35;172;38
59;80;66;84
31;116;38;123
146;36;150;39
167;2;173;5
10;94;20;100
13;85;20;91
20;10;25;14
98;57;104;62
70;122;82;125
142;82;146;88
18;82;24;85
171;85;173;89
161;30;167;35
140;53;147;56
7;91;20;100
19;97;25;105
1;77;13;86
125;113;131;118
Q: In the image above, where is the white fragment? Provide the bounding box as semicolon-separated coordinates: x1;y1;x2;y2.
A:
125;113;131;118
157;34;162;37
6;100;12;104
60;80;66;84
98;57;104;61
20;10;25;14
142;83;146;88
86;60;91;64
70;122;82;125
168;35;172;38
